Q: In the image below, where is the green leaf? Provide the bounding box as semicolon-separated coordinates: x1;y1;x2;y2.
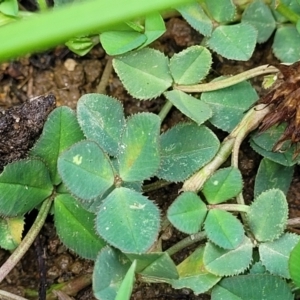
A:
167;192;207;234
54;194;106;260
250;124;300;166
0;0;18;16
126;21;144;32
273;25;300;63
249;261;267;275
0;216;24;250
202;167;243;204
242;0;276;43
118;113;160;182
93;246;131;300
65;36;96;56
0;0;199;62
211;274;293;300
96;187;160;253
271;0;300;23
142;12;166;47
207;23;257;61
204;209;245;250
157;123;220;182
58;140;114;201
53;0;73;6
247;189;288;242
0;12;15;27
289;240;300;288
115;260;136;300
164;90;212;125
171;246;221;294
112;48;173;99
201;80;258;132
254;158;294;197
100;31;146;56
177;2;213;36
126;252;178;280
204;0;236;23
203;237;253;276
77;94;125;157
259;233;300;279
0;159;53;216
169;45;212;85
30;106;84;185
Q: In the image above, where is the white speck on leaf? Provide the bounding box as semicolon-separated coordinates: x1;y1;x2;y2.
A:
73;154;82;165
130;203;146;209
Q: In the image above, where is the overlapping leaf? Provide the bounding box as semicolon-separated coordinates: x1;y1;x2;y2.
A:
96;187;160;253
58;140;114;201
77;94;125;157
167;192;207;234
30;106;84;185
118;113;160;182
54;194;106;260
247;189;288;242
157;123;219;182
113;48;173;99
207;23;257;61
0;159;53;216
164;90;212;125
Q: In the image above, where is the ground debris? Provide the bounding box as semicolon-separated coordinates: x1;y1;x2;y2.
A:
0;94;56;171
258;61;300;155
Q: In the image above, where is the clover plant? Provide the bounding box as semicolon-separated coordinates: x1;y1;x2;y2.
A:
1;43;300;298
1;0;300;299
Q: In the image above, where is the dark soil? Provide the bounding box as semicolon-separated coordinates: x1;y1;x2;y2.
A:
0;17;299;300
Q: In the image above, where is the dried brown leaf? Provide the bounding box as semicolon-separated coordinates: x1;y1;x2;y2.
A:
258;61;300;156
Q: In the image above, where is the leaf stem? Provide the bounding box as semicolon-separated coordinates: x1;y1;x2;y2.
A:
231;104;271;205
158;100;173;121
143;179;171;192
175;65;278;93
182;137;235;192
275;1;300;24
97;56;113;94
0;197;53;283
166;231;207;256
182;104;270;192
207;203;249;213
36;0;48;12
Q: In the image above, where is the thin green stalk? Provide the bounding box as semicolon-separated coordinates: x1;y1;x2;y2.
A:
0;0;194;62
158;100;173;121
36;0;48;12
97;56;113;94
166;231;207;256
0;197;53;283
175;65;278;93
275;1;300;24
143;179;171;192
